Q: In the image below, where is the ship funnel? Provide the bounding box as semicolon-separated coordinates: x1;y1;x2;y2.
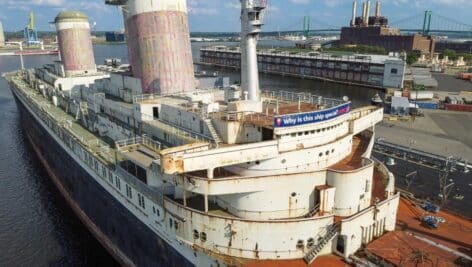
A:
107;0;195;95
241;0;266;102
351;1;357;26
54;11;96;77
375;1;381;17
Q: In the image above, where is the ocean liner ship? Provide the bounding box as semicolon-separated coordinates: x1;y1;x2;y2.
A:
4;0;400;266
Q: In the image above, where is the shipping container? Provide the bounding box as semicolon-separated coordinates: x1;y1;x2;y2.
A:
415;101;438;109
444;104;472;112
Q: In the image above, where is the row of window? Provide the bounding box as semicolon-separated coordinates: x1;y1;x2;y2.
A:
282;122;345;139
39;97;167;236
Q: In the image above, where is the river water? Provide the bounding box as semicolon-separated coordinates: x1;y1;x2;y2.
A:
0;43;376;266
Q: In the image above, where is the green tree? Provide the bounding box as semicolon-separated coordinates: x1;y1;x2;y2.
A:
442;49;458;61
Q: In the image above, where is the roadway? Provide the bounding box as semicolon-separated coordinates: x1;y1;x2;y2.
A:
373;151;472;219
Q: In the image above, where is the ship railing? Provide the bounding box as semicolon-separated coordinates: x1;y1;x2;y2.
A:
207;110;274;124
261;89;345;108
116;135;162;152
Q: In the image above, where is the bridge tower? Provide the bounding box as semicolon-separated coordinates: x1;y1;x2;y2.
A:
422;10;432;36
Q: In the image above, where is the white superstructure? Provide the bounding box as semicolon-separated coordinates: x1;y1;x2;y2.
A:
5;1;400;266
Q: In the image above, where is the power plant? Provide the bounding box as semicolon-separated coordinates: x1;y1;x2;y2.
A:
340;1;435;54
106;0;195;95
54;11;96;77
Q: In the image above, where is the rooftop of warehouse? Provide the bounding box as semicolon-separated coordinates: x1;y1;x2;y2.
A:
201;45;404;64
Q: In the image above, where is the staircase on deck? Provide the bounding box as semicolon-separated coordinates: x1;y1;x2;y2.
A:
204;119;223;146
303;224;338;265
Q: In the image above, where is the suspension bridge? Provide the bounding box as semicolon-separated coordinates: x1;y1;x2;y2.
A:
264;11;472;37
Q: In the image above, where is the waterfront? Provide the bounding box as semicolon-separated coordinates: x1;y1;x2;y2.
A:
0;43;376;266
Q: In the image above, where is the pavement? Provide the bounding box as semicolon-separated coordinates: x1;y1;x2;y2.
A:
432;73;472;92
373;152;472;219
376;109;472;162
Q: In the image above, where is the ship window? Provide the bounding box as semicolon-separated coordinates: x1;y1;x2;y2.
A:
326;151;329;155
108;171;113;183
331;149;335;153
153;206;156;214
319;152;323;157
174;221;179;230
365;180;370;193
304;131;309;135
193;230;199;239
390;68;398;74
296;240;304;249
115;177;121;190
317;129;320;133
291;133;296;137
298;132;303;136
126;184;133;199
255;161;260;165
138;194;145;209
310;130;315;134
169;218;173;228
201;232;207;242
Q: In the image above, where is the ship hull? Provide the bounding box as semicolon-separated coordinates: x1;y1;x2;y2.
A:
12;94;194;267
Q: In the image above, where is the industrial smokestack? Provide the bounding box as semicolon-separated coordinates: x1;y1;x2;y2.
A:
351;1;357;26
375;1;381;17
54;11;96;77
366;1;371;25
116;0;195;95
241;0;266;102
362;2;367;26
0;21;5;47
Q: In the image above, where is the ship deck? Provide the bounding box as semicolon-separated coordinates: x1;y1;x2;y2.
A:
241;102;319;127
9;75;116;164
329;135;369;171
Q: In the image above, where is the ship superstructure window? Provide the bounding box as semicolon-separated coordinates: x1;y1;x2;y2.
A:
125;184;133;199
108;171;113;184
120;160;147;184
138;194;145;209
115;177;121;190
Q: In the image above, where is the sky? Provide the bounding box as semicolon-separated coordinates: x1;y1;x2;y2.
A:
0;0;470;32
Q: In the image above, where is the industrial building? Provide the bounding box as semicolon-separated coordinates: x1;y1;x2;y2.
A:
436;40;472;53
200;46;406;89
339;1;435;55
0;21;5;47
105;31;125;43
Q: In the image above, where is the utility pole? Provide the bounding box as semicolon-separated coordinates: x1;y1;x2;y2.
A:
439;156;455;207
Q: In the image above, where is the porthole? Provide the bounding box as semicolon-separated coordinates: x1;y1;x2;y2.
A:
304;131;309;135
281;159;287;164
291;192;297;197
255;161;260;165
317;129;320;133
307;238;315;247
331;149;335;153
296;240;304;249
326;151;329;156
319;152;323;157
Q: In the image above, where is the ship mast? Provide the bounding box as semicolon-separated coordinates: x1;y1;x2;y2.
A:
240;0;266;102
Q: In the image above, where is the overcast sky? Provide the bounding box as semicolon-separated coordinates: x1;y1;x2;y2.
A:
0;0;470;32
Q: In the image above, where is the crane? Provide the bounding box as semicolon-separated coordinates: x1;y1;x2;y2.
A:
24;12;40;46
